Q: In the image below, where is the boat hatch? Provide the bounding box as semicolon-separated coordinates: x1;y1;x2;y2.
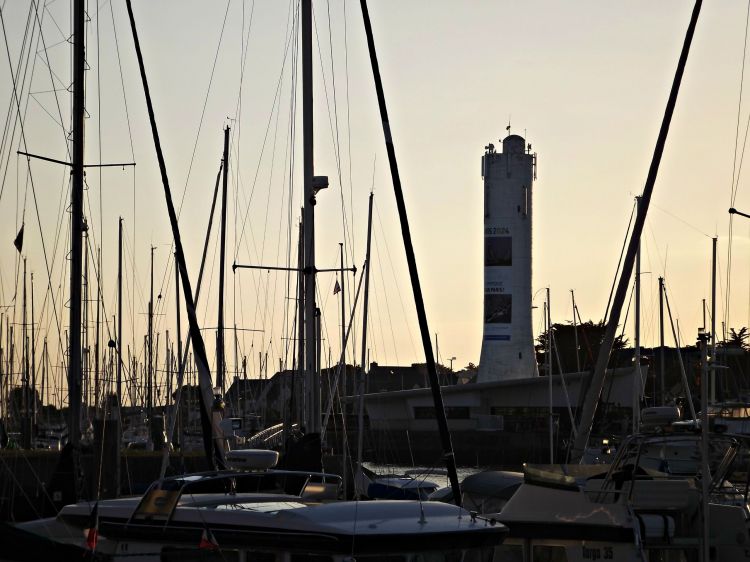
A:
523;465;577;491
214;501;307;512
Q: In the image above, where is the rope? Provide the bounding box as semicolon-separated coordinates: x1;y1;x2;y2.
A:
726;0;750;334
604;199;636;324
1;4;69;380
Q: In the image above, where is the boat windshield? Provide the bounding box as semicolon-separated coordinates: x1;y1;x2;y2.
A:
130;470;341;522
608;433;739;481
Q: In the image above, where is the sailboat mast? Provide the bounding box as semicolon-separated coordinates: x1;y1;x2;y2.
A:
22;258;29;448
359;0;462;504
125;0;226;469
175;253;182;398
634;197;641;431
546;291;552;464
67;0;86;449
148;245;155;423
217;126;230;393
356;192;374;491
118;218;123;404
95;248;101;412
339;242;347;498
31;272;36;431
297;219;305;427
659;277;665;406
570;0;702;461
710;236;717;403
301;0;319;435
571;290;580;373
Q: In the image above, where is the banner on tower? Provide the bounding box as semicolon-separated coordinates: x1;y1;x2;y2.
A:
485;236;512;267
485;293;512;324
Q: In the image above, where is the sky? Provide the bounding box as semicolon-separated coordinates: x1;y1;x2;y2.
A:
0;0;749;399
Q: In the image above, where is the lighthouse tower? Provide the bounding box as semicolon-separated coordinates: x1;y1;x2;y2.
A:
477;133;538;382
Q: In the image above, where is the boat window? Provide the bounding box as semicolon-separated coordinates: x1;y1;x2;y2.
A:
161;547;242;562
414;407;470;420
132;489;181;521
411;548;494;562
610;435;737;479
532;545;567;562
494;544;524;562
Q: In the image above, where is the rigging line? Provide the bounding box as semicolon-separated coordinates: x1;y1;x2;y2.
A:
731;0;750;206
368;267;385;364
231;0;255;125
343;0;355;268
84;233;114;343
281;2;299;362
235;19;300;360
725;91;750;325
43;1;66;42
256;81;296;361
107;1;134;160
175;0;230;218
253;63;287;341
650;200;712;239
262;6;301;373
726;0;750;330
33;49;68;91
150;0;231;310
0;1;34;173
107;2;138;343
234;2;299;262
28;87;67;94
27;90;66;130
1;6;68;374
96;0;102;267
373;200;418;358
603;198;637;324
311;5;354;262
324;0;353;266
326;5;355;362
230;0;256;355
35;34;70;53
0;1;36;204
371;227;400;365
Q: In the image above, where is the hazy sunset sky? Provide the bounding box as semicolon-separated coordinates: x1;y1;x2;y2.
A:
0;0;747;387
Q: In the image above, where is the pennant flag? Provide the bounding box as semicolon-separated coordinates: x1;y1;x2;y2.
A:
333;280;341;295
199;528;219;550
85;502;99;550
13;224;23;253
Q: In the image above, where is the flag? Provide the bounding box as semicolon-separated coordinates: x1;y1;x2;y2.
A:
13;224;23;253
199;527;219;550
85;502;99;550
333;280;341;295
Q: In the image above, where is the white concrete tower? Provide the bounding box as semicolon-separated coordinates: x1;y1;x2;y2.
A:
477;133;538;382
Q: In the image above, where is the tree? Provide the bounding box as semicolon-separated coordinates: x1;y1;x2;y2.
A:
536;320;629;374
723;327;749;350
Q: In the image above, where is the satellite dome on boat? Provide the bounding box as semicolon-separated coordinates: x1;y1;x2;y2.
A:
226;449;279;470
640;406;681;430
